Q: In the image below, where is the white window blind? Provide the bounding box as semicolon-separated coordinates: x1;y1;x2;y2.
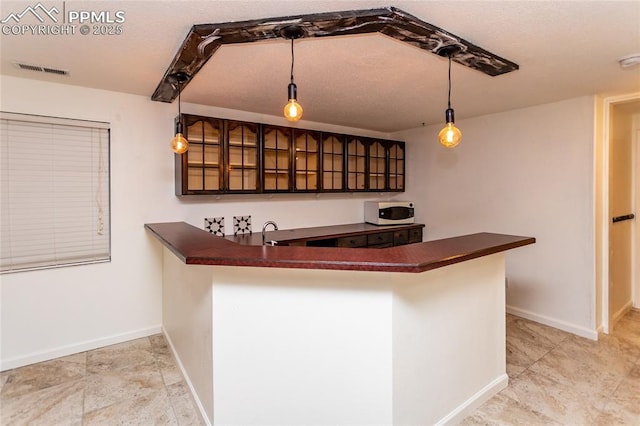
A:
0;112;110;273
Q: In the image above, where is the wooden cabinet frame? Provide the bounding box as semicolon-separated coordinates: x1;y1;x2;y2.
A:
261;125;293;192
294;129;321;192
175;114;406;195
320;132;346;192
224;120;260;193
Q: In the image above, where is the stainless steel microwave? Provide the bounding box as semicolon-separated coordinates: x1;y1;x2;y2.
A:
364;201;415;225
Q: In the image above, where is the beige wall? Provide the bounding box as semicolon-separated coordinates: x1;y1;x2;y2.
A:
396;97;597;337
0;75;395;370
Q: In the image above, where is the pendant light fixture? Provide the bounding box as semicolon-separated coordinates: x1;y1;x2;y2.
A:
437;46;463;148
281;26;304;122
169;72;190;154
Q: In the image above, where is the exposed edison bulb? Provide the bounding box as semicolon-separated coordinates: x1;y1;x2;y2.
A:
171;133;189;154
438;123;462;148
284;99;303;122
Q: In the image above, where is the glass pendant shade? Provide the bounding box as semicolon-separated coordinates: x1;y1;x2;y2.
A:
171;120;189;154
284;80;302;122
438;108;462;148
284;83;303;122
171;132;189;154
438;122;462;148
284;100;303;121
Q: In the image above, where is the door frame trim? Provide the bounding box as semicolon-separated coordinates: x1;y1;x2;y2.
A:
598;92;640;334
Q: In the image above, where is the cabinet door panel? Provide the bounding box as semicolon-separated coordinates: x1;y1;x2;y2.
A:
332;156;343;171
370;175;385;191
293;130;320;192
264;152;277;169
347;137;367;191
389;175;404;191
227;147;256;167
296;173;318;191
393;230;409;246
187;144;203;165
367;140;387;191
409;228;423;243
388;141;405;191
263;125;292;192
204;169;220;191
204;145;219;165
347;174;364;190
321;133;344;191
177;115;224;194
225;121;259;192
187;168;203;190
367;232;393;246
277;151;289;166
337;235;367;248
276;173;289;189
228;168;257;191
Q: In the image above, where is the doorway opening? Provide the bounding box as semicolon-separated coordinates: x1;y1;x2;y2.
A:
597;93;640;334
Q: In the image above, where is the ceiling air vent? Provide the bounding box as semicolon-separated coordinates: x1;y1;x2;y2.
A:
42;67;68;75
13;62;69;76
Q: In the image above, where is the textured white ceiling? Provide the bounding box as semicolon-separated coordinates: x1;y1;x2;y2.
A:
1;0;639;132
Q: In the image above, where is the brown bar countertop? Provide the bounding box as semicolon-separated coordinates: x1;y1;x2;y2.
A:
145;222;535;273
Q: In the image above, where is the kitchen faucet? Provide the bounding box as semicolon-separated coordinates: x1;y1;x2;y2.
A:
262;221;279;245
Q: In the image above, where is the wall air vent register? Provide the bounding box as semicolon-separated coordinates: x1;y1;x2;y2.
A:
13;62;69;76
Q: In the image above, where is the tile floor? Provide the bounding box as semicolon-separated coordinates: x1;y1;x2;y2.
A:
463;309;640;425
0;310;638;425
0;335;203;425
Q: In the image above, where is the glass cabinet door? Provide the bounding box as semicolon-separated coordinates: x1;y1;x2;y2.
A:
176;114;407;195
225;120;259;192
321;133;344;191
293;129;320;191
388;141;405;191
179;115;223;194
367;140;387;191
346;136;366;191
263;125;292;192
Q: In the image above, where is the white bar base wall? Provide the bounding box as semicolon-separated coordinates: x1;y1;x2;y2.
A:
162;247;507;425
392;254;507;425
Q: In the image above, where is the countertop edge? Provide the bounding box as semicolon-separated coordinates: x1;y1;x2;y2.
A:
145;222;535;273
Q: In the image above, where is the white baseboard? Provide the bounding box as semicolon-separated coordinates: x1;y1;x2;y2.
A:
506;305;598;340
611;301;633;328
162;326;211;426
0;325;162;371
436;373;509;425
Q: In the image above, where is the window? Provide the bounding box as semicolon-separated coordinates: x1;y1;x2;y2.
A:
0;112;110;273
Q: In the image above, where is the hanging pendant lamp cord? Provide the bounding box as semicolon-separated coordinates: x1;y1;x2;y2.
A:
447;54;452;109
290;37;295;84
177;81;182;116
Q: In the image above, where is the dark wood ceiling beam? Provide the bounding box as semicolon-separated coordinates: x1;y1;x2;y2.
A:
152;7;518;103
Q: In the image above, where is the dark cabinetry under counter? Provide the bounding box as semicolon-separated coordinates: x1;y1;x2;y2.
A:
337;235;368;248
367;232;394;248
391;228;422;246
229;223;424;248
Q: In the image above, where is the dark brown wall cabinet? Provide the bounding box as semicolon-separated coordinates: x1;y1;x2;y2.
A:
175;114;405;195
